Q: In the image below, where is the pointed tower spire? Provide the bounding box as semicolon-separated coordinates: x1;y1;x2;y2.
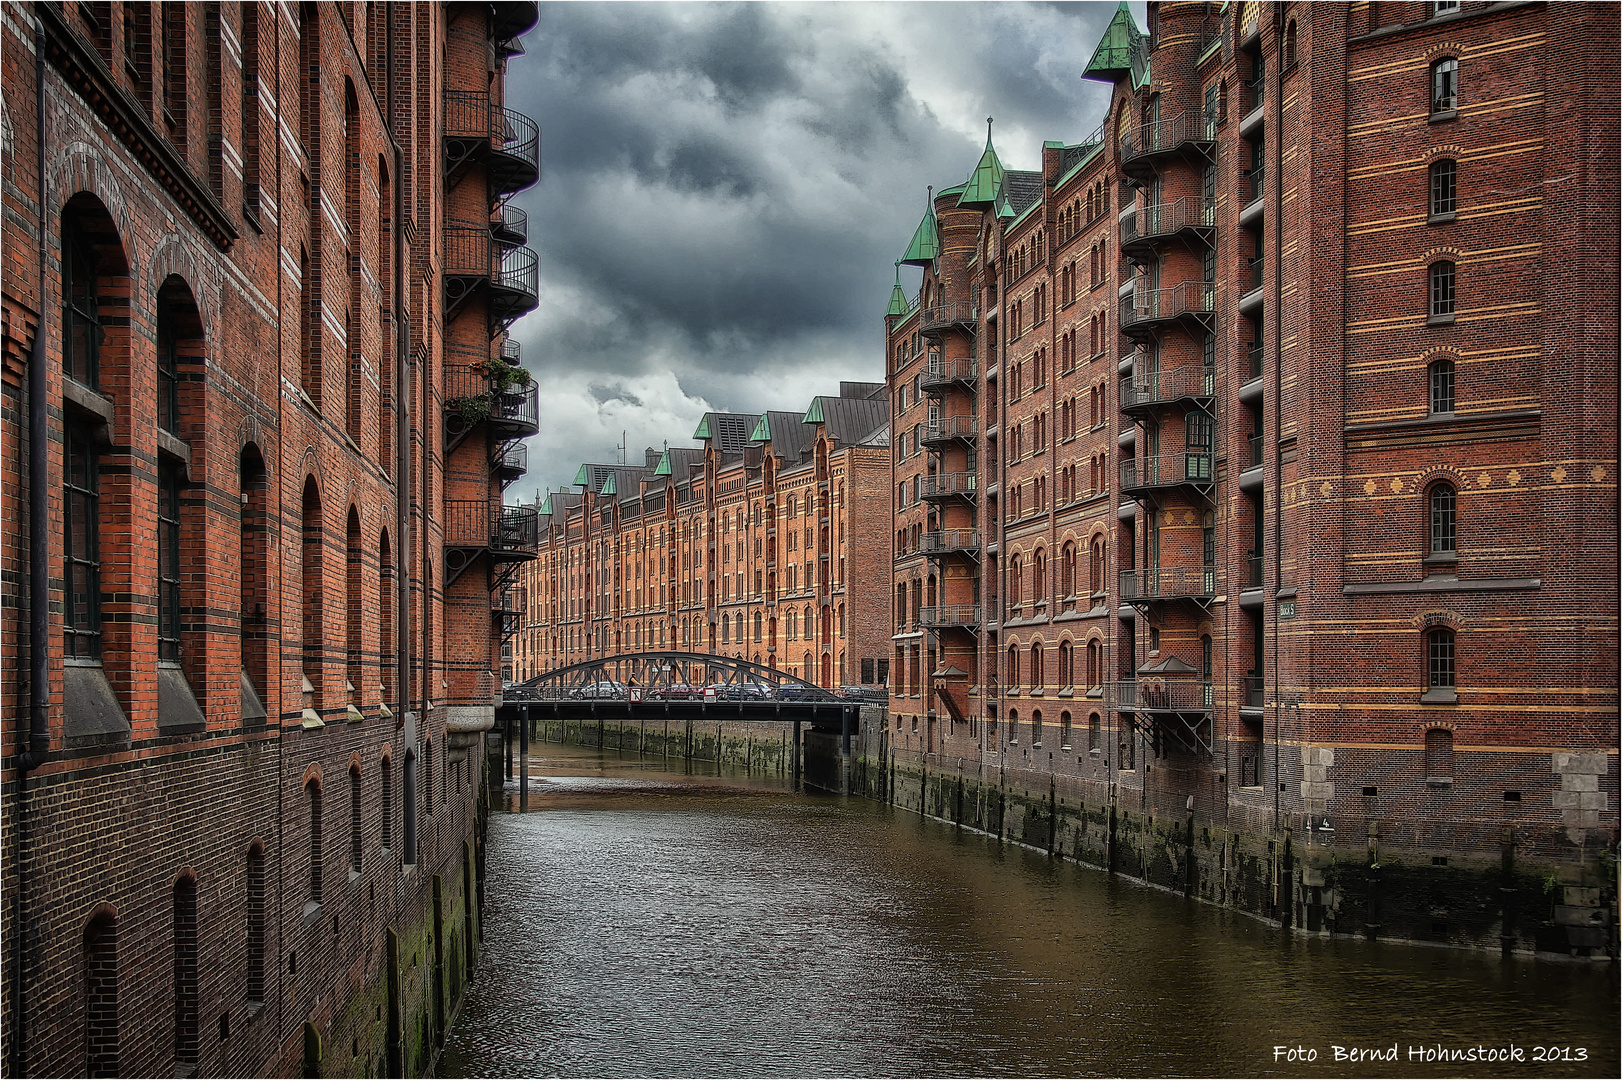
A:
957;117;1006;209
900;185;940;267
886;261;910;317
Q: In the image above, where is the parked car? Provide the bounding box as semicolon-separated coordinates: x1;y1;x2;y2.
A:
775;683;828;702
647;682;697;701
702;681;772;701
838;685;888;705
570;680;628;700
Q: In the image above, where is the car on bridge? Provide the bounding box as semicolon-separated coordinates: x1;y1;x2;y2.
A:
838;685;888;705
646;682;698;701
570;680;629;700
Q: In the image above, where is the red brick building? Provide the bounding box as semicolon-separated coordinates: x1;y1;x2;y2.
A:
883;0;1618;953
1;2;539;1073
509;382;892;691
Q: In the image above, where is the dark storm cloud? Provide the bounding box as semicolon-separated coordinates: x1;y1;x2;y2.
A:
502;2;1142;496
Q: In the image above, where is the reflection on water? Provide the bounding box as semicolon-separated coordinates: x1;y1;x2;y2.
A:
442;746;1617;1078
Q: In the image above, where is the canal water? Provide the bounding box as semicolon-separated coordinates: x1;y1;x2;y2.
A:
440;745;1617;1078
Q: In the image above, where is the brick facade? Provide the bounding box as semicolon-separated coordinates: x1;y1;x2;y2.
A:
508;382;893;691
1;2;539;1074
883;0;1618;953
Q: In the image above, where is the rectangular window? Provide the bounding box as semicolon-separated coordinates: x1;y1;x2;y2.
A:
1428;632;1455;689
158;464;183;663
1430;360;1455;414
65;426;102;658
1432;58;1458;113
1430;486;1456;554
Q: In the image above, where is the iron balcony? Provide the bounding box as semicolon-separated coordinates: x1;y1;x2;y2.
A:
1118;111;1215;177
1120;452;1214;495
921;415;978;445
444;90;540;196
918;604;981;629
920;528;980;556
1111;679;1214;713
1120;281;1215;337
1119;565;1217;604
918;472;978;502
1119;195;1216;258
920;358;979;393
444;227;539;327
491;203;528;247
1118;364;1215;415
494;440;528;485
920;302;978;337
445;500;539;560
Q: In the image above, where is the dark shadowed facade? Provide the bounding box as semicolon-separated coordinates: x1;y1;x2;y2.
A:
1;2;540;1074
883;0;1618;955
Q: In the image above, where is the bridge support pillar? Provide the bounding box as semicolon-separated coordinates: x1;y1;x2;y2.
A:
793;720;801;790
520;705;530;813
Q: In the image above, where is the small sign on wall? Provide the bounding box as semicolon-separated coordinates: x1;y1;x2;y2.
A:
1279;600;1296;618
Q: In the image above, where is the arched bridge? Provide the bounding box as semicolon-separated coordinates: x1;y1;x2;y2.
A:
501;651;857;724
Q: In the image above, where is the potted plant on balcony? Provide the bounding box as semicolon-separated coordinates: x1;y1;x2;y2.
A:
450;350;532;426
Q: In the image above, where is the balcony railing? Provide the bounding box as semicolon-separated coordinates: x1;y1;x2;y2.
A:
921;528;980;555
492;203;528;246
1243;258;1264;297
1112;679;1214;712
495;440;528;480
1119;364;1215;412
1243;167;1265;207
921;302;978;336
1245;73;1266;118
1243;676;1265;709
1119;565;1217;603
445;500;539;558
444;227;540;325
1120;281;1215;332
1246;551;1264;588
919;604;981;628
1247;344;1263;381
921;415;978;444
1120;451;1214;492
921;357;978;391
918;472;978;501
1119;111;1215;171
1120;195;1216;253
444;90;541;196
1247;435;1264;468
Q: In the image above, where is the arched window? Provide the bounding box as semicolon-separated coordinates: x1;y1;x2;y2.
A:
1283;20;1298;67
1430;484;1457;555
1060;710;1073;749
1010;554;1024;606
1086;640;1101;688
302;478;324;705
1031;709;1044;746
1431;57;1459;113
173;875;198;1067
1429;260;1455;319
1089;537;1106;596
1088;712;1102;752
1058;641;1073;688
306;778;323;904
1429;158;1457;217
349;763;363;872
1061;542;1076;597
381;755;393;852
379;528;395;708
246;843;266;1005
1030;643;1045;690
1032;549;1047;603
1428;357;1455;414
84;908;119;1076
1425;727;1455;781
346;508;363;714
1007;644;1020;689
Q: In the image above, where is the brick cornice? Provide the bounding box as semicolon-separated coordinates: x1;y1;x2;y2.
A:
38;2;238;251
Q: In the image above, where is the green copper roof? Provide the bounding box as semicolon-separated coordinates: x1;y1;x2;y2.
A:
957;121;1006;209
900;192;939;266
572;463;590;485
1084;1;1148;86
538;492;553;516
654;449;672;476
886;264;909;317
748;414;771;443
803;397;825;424
599;473;616;497
936;183;966;198
693;416;712;440
996;189;1017;219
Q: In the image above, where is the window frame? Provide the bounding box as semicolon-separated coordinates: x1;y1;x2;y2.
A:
1422;627;1458;703
1430;57;1459;116
1428;158;1457;221
1428;357;1455;415
1428;260;1456;322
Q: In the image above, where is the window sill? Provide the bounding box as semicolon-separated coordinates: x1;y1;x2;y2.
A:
1426;778;1454;789
1428;109;1458;124
1427;211;1457;225
63;376;116;428
1423;552;1458;566
1426;313;1456;327
1420;688;1459;705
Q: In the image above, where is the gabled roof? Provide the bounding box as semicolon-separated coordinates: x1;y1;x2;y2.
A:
886;264;910;317
751;410;814;460
694;412;756;453
1084;1;1149;88
813;394;888;448
573;463;618;491
1003;171;1045;218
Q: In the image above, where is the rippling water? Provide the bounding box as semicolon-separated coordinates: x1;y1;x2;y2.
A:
441;746;1617;1078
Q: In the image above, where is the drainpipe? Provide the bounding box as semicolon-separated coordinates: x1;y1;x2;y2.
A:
389;8;417;867
1270;5;1286;840
12;19;52;1076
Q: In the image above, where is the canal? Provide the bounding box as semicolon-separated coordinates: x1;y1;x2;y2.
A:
441;744;1617;1078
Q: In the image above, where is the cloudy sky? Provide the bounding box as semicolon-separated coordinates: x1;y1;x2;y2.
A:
503;1;1145;499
